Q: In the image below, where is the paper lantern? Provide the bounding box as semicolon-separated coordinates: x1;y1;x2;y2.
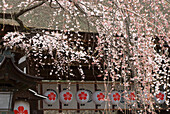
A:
14;101;30;114
44;90;57;104
59;90;73;104
110;91;121;105
76;90;90;104
154;91;166;104
128;91;136;104
92;91;105;104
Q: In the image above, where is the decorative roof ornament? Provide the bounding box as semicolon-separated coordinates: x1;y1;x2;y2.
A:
0;50;42;91
0;50;15;63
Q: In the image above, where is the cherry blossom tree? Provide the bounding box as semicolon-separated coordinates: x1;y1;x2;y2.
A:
0;0;169;113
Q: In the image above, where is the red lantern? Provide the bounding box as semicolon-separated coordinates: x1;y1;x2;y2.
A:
110;91;121;105
128;91;136;104
14;101;30;114
44;90;57;104
154;91;166;104
76;90;90;104
92;91;105;104
59;90;73;104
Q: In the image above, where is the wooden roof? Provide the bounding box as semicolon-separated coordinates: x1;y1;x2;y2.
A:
0;51;43;91
0;0;97;32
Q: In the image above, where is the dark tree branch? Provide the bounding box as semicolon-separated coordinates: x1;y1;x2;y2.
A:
48;0;66;11
49;0;59;9
15;17;25;29
55;0;65;10
15;1;45;17
68;0;87;15
0;1;46;31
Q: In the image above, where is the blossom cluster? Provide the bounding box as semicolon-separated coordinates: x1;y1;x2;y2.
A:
3;31;92;79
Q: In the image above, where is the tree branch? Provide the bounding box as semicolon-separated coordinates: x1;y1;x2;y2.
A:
0;1;46;31
49;0;65;10
15;1;46;17
69;0;87;15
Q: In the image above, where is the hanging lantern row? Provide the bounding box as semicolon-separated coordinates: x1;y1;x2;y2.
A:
43;90;166;105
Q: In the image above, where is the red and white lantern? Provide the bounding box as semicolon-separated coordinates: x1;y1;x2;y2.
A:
76;90;90;104
110;91;121;105
154;91;166;104
128;91;136;104
92;91;105;104
14;101;30;114
59;90;73;104
44;90;57;104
